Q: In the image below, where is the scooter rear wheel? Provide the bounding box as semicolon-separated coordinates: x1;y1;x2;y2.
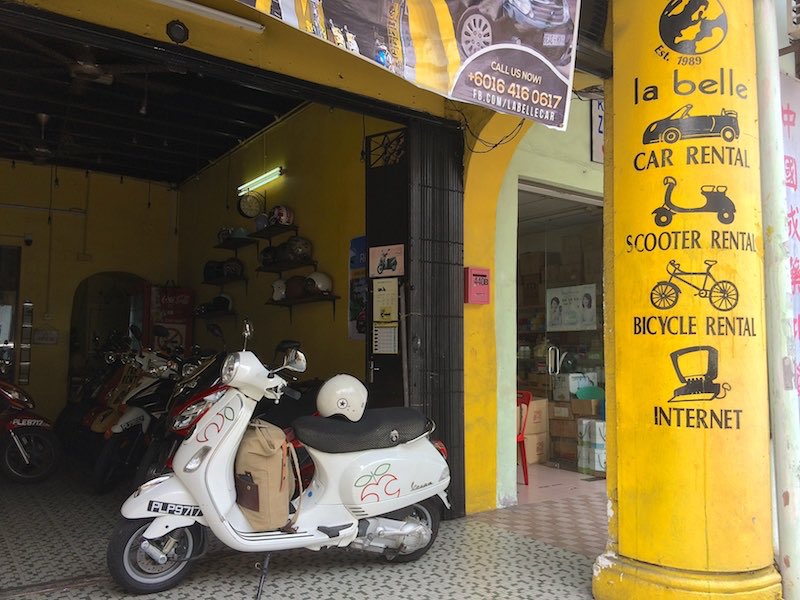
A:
383;497;441;563
107;518;203;595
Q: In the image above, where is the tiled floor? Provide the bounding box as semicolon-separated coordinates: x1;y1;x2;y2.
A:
0;460;608;600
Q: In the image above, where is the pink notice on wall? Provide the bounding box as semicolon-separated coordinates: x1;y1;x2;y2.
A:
464;267;490;304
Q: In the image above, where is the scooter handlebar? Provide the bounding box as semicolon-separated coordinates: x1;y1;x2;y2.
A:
283;386;301;400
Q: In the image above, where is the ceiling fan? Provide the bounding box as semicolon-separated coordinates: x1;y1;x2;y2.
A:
0;25;179;91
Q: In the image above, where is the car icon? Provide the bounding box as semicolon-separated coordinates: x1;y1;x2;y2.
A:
643;104;739;144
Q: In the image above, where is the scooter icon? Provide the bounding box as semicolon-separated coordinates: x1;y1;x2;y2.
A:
377;250;398;274
653;176;736;227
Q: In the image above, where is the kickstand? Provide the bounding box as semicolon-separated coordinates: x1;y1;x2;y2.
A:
255;552;271;600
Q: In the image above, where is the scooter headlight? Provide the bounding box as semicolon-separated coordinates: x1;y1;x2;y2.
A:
221;353;240;385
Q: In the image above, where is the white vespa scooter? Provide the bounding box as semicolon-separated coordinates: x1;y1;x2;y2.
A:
107;322;451;596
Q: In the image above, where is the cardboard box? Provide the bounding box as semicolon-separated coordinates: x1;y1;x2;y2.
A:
548;401;572;420
523;432;549;464
551;437;578;461
522;398;549;434
577;418;607;448
571;398;602;417
549;418;577;439
578;446;607;475
591;448;607;473
577;445;592;474
552;372;598;402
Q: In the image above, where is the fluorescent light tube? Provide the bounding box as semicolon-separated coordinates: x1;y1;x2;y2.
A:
151;0;265;33
237;167;284;195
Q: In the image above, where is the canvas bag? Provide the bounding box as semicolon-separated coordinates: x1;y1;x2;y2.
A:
234;419;294;531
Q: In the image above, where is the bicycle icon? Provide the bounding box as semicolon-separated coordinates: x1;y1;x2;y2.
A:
650;260;738;312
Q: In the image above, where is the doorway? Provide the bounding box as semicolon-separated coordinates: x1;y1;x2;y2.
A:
516;181;605;496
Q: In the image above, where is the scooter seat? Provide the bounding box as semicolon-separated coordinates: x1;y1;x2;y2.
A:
292;407;429;454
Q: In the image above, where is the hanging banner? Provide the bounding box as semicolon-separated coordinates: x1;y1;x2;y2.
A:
241;0;582;129
780;73;800;394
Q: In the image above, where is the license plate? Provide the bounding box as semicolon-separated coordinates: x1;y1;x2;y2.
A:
543;33;566;47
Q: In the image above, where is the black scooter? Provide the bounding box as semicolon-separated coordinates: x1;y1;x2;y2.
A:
653;176;736;227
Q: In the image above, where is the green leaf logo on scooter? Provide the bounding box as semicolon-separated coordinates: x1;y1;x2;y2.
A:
653;176;736;227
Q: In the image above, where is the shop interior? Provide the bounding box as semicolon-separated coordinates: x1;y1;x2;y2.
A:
516;180;605;495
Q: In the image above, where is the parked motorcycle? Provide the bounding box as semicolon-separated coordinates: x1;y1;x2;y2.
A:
0;376;61;483
92;338;214;494
131;352;227;489
107;321;450;596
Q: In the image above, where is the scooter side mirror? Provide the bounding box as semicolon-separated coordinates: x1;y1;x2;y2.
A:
283;349;307;373
242;319;253;351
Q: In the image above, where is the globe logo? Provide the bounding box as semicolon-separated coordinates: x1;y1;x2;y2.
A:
659;0;728;55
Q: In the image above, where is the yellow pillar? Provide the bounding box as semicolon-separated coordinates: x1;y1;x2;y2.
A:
593;1;782;598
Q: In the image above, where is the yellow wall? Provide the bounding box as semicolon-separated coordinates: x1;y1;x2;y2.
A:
179;105;399;380
0;161;178;418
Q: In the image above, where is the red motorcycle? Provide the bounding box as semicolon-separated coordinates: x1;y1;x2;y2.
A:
0;379;60;483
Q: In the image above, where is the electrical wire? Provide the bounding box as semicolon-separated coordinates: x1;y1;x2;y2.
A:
446;100;526;154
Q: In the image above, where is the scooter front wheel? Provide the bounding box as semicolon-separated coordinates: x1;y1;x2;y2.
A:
0;427;60;483
383;497;441;563
107;518;204;595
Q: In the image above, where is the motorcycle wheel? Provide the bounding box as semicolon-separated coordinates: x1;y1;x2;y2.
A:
92;429;140;494
107;518;203;594
383;497;440;563
0;427;60;483
132;437;174;489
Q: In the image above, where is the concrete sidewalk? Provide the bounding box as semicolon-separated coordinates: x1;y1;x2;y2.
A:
0;463;606;600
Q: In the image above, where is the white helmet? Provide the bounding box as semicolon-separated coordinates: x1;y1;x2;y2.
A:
305;272;332;295
317;374;367;422
271;279;286;301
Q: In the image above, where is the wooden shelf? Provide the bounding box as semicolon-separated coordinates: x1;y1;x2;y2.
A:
256;259;317;276
202;275;248;287
265;294;340;321
249;223;298;242
214;237;257;251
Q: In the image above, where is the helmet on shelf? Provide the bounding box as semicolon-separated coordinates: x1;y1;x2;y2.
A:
285;275;307;300
317;374;368;422
203;260;223;281
259;247;278;268
271;279;286;301
217;227;234;244
268;205;295;226
209;294;233;313
305;272;332;295
223;257;244;278
285;236;313;262
255;213;271;232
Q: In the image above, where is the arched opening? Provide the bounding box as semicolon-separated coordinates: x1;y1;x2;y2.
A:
68;272;146;389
